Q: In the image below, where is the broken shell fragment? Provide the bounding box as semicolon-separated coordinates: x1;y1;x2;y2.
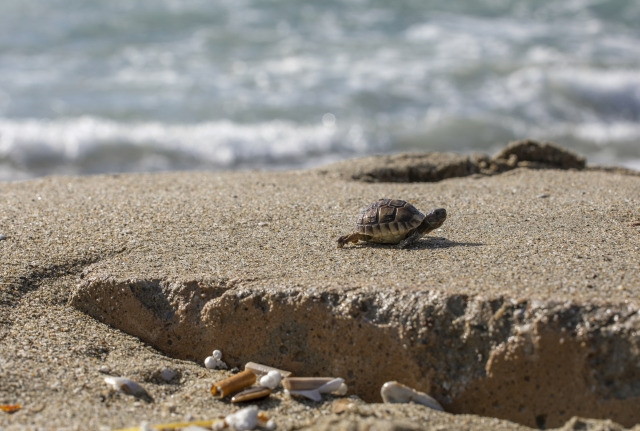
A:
231;386;272;403
244;362;291;378
282;377;334;391
317;378;346;394
283;377;347;401
0;403;22;414
212;349;223;360
211;369;257;399
380;381;444;411
104;376;152;401
259;370;282;389
113;419;224;431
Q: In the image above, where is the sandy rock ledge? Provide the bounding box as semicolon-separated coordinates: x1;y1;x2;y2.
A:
70;278;640;429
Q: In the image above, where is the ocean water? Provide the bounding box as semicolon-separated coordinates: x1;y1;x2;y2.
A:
1;0;639;181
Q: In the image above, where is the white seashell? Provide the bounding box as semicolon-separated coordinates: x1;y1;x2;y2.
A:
205;356;228;370
380;381;444;411
285;378;346;401
317;378;346;394
212;349;223;360
224;406;259;430
204;356;217;369
104;376;149;399
259;370;282;389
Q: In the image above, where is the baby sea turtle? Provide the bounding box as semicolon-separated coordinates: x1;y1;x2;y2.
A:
337;199;446;249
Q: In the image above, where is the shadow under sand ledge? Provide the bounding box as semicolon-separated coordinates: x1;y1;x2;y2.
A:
70;278;640;429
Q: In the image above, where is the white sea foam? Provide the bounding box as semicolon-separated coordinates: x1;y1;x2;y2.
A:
550;69;640;118
0;1;639;180
0;116;371;180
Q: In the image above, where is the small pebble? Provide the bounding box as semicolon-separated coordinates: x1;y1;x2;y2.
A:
0;234;6;240
98;365;111;374
331;398;359;414
160;367;178;382
537;193;549;198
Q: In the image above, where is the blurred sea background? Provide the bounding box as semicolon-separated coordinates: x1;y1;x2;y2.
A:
1;0;639;181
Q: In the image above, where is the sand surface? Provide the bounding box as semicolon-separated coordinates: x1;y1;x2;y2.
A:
1;154;639;430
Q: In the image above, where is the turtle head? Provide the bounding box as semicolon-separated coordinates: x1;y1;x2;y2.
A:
425;208;447;229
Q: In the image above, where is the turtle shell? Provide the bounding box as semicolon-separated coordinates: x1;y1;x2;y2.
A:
355;199;425;244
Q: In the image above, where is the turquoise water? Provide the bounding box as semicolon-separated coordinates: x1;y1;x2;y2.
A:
1;0;639;180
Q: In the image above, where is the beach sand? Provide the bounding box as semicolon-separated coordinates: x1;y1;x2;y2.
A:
1;146;640;430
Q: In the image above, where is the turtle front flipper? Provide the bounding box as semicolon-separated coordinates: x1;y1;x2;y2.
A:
396;228;425;249
397;208;447;249
337;233;372;248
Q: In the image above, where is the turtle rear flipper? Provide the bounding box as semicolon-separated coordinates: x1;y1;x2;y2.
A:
337;233;372;248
